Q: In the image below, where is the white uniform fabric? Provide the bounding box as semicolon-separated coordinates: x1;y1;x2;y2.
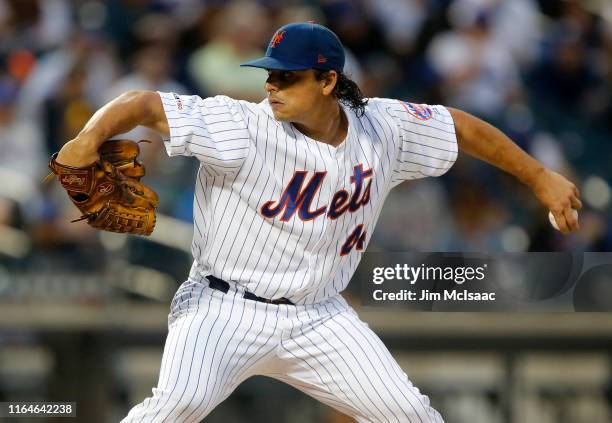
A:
159;92;457;305
123;281;444;423
121;92;457;422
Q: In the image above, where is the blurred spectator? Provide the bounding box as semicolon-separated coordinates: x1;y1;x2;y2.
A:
358;54;403;99
0;76;47;237
0;75;45;228
447;187;509;252
370;179;455;251
44;62;98;154
364;0;427;56
106;42;186;102
101;0;163;57
272;3;325;29
0;0;72;53
426;0;522;118
187;0;269;101
529;0;609;124
320;0;389;68
490;0;542;67
18;32;119;122
0;76;45;180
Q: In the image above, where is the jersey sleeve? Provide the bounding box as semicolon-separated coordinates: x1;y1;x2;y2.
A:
158;91;251;173
379;99;458;188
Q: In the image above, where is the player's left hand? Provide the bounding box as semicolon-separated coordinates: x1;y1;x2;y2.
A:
529;168;582;233
48;139;159;235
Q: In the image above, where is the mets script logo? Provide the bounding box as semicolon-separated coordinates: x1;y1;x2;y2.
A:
401;101;433;121
97;182;114;195
270;30;286;48
261;164;373;256
60;174;87;187
261;164;373;222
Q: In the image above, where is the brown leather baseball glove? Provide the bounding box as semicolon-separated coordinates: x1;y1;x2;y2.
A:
48;139;159;235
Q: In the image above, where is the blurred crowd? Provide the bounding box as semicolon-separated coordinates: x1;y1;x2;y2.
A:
1;0;611;271
0;2;611;422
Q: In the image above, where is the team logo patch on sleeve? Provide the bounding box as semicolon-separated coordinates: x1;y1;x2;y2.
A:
173;93;183;110
400;101;433;120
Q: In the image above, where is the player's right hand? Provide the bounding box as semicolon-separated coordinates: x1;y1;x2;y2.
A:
56;137;101;168
529;168;582;234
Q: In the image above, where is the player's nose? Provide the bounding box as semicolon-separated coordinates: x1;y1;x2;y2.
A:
265;79;278;93
265;72;280;92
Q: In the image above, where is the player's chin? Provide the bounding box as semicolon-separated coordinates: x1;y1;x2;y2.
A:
270;102;294;120
271;109;291;121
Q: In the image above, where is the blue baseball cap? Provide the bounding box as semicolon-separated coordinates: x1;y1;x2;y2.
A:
240;22;345;72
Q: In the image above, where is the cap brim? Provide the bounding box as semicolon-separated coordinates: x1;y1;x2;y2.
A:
240;56;310;71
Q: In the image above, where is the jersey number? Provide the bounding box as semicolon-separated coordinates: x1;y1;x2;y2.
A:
340;224;366;256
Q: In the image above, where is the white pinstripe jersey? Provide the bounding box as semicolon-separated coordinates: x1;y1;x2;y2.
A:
159;92;458;304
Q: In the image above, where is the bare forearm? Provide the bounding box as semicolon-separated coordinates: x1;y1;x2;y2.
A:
448;107;544;188
79;90;169;145
56;90;168;166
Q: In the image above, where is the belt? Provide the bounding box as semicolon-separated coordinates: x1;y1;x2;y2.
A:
206;275;295;305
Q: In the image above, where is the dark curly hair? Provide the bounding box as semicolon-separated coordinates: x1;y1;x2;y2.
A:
314;70;368;117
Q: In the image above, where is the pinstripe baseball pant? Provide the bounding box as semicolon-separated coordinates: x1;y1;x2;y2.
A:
121;280;443;422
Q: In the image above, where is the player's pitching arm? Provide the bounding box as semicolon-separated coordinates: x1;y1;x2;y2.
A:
56;90;168;167
447;108;582;234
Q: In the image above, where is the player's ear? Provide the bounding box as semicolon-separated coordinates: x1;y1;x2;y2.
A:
320;70;338;96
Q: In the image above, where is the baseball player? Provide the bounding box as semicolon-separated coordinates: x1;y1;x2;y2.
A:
56;23;581;422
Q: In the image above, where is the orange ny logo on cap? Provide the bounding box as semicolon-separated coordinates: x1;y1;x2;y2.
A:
270;29;286;48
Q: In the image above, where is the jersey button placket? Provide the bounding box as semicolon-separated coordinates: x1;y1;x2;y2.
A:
306;146;339;284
